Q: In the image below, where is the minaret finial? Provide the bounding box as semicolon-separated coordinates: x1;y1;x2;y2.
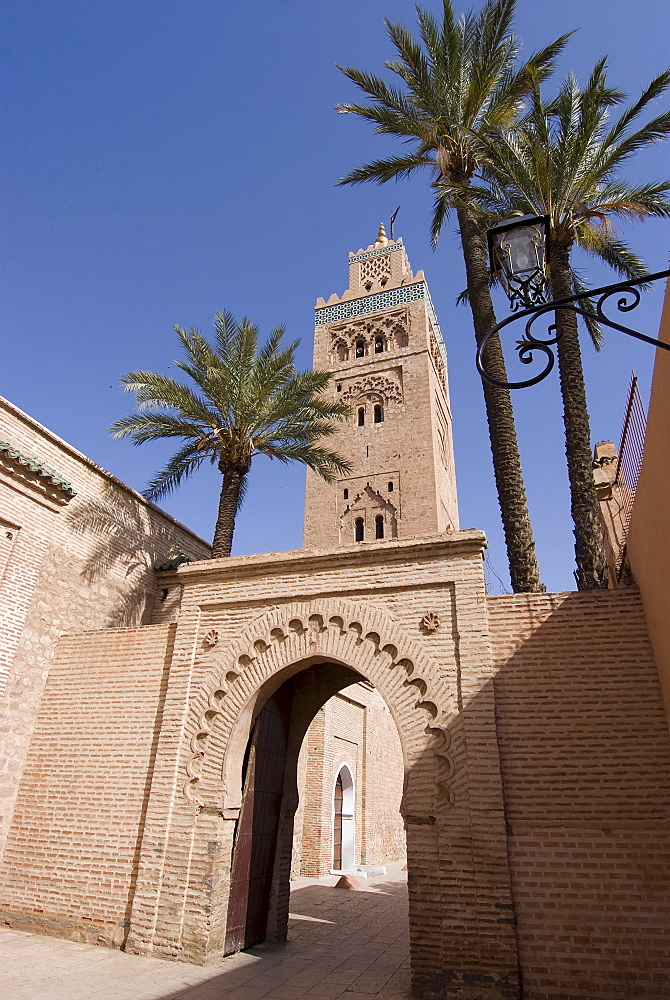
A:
375;222;388;246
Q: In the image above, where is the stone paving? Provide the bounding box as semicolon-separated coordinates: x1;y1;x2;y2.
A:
2;864;410;1000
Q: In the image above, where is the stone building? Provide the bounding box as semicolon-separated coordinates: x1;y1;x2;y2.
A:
0;232;669;1000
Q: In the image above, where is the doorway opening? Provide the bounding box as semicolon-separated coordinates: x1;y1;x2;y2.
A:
332;763;355;873
223;662;406;955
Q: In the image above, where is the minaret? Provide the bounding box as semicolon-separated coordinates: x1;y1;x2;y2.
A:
303;226;459;548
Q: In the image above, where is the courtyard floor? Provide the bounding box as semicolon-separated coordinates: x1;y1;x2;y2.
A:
2;863;410;1000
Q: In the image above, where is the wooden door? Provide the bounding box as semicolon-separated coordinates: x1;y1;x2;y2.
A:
224;689;291;954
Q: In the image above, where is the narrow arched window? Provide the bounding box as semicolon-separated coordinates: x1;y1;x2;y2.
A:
355;341;365;357
373;404;383;423
355;518;364;542
333;773;343;869
357;407;365;426
343;488;348;499
388;481;394;492
375;515;384;539
375;337;384;354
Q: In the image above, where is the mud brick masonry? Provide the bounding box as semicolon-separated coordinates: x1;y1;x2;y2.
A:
0;229;669;1000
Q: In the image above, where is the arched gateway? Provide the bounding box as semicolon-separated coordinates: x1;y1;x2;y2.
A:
126;597;462;967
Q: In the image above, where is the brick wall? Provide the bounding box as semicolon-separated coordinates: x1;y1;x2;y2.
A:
120;534;520;993
489;590;670;999
627;280;670;730
293;682;405;876
11;536;667;996
0;625;176;947
0;396;210;857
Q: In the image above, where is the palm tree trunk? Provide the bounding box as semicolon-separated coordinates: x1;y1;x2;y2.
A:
212;468;247;558
457;206;544;593
550;244;608;590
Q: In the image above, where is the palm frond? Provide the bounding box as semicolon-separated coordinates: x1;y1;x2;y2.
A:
570;271;604;350
338;153;435;186
113;314;351;535
143;441;208;501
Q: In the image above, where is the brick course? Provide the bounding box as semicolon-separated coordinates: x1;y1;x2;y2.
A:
0;626;176;948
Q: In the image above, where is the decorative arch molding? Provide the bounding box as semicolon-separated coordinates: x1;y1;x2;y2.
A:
341;374;403;406
340;485;398;543
183;597;458;815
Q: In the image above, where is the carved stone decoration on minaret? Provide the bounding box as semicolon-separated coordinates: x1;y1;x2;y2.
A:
303;229;459;549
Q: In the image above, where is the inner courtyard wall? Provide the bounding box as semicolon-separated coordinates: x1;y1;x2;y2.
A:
292;681;405;877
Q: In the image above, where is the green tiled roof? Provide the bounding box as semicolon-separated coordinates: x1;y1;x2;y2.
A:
0;440;77;496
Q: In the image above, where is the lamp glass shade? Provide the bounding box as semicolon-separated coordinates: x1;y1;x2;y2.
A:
488;214;550;311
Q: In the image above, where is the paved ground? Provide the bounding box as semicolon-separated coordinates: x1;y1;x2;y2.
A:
2;864;410;1000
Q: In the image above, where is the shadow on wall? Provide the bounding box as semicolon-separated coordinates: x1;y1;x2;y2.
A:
488;589;670;999
65;484;207;628
223;592;670;997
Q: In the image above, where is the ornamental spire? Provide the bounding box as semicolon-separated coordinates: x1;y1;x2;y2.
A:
374;222;388;247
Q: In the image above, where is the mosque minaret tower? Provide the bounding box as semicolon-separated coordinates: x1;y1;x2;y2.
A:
303;225;459;548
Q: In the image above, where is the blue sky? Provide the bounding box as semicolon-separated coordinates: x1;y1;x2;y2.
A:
2;0;669;592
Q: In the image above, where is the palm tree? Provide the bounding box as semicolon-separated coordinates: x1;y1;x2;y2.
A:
475;62;670;588
111;312;352;558
336;0;569;593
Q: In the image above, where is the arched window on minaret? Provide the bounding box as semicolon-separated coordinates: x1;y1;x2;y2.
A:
375;515;384;539
355;518;364;542
355;340;366;357
374;336;384;354
394;325;408;349
357;407;365;426
373;403;383;424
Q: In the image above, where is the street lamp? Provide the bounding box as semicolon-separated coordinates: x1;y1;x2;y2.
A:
477;218;670;389
487;213;550;311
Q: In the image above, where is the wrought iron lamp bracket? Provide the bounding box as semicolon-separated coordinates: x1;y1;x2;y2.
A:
476;269;670;390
